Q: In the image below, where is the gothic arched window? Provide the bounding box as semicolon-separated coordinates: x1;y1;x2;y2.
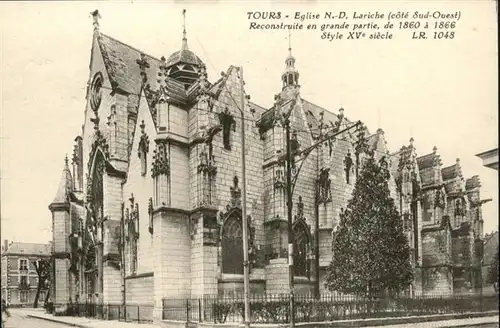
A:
293;221;309;277
221;215;243;275
91;152;105;223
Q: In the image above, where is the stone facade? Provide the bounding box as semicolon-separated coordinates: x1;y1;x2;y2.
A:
49;14;489;322
0;240;51;306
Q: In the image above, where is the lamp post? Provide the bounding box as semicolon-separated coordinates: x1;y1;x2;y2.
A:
284;115;295;328
238;66;251;328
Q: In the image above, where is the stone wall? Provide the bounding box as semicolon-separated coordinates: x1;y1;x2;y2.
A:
126;274;154;304
152;210;191;320
421;228;453;293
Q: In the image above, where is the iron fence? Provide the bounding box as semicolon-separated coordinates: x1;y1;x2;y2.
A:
53;302;154;323
162;299;201;322
161;292;499;324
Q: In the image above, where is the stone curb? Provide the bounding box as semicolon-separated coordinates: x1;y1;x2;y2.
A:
26;314;89;328
26;311;499;328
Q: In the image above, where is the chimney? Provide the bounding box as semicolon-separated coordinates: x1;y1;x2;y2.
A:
3;239;8;252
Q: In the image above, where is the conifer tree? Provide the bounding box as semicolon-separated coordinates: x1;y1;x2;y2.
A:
325;155;413;296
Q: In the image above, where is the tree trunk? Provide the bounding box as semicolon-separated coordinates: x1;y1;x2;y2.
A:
33;280;42;308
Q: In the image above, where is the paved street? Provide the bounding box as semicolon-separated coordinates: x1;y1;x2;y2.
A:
3;310;68;328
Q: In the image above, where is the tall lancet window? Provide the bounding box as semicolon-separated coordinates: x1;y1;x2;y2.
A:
344;150;353;184
138;120;150;176
293;220;310;278
221;214;243;274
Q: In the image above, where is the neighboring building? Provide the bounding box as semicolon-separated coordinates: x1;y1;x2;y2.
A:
482;231;499;293
49;11;489;320
1;240;51;306
476;148;498;170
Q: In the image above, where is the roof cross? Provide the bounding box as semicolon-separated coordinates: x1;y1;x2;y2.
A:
90;10;101;30
182;9;188;50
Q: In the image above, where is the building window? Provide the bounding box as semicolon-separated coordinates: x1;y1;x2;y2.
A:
20;290;29;303
293;221;309;277
422;196;431;222
19;259;28;271
218;107;236;151
221;215;243;274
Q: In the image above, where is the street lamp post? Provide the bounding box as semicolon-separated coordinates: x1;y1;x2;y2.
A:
238;66;251;328
275;92;362;327
285;116;295;328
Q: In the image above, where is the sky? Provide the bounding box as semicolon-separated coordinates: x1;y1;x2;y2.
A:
0;1;498;244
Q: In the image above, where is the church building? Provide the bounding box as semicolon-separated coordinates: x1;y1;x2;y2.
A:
48;10;488;320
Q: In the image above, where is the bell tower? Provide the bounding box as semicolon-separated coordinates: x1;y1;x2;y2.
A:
281;30;300;99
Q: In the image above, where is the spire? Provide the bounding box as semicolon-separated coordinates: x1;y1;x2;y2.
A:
51;156;73;205
182;9;188;51
285;29;295;66
281;29;299;93
288;29;292;58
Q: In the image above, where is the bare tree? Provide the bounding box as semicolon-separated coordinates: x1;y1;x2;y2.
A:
32;257;51;308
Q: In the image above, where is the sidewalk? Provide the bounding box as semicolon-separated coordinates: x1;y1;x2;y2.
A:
364;315;499;327
13;308;158;328
13;308;500;328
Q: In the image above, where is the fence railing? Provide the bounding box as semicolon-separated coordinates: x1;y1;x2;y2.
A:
162;292;499;324
52;302;154;323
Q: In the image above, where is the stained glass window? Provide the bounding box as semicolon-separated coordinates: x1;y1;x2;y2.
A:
221;215;243;274
293;222;309;277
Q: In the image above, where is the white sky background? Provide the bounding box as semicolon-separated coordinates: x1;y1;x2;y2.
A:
0;1;498;244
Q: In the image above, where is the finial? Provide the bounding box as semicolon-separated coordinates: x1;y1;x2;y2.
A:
90;10;101;31
136;53;150;84
182;9;188;50
409;137;414;145
456;158;460;164
64;154;69;166
433;146;437;153
288;29;292;55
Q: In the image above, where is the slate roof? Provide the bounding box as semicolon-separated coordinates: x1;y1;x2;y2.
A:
2;242;51;256
257;98;353;139
166;48;204;67
466;175;481;190
442;161;462;181
302;99;341;132
416;151;441;170
97;33;188;106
